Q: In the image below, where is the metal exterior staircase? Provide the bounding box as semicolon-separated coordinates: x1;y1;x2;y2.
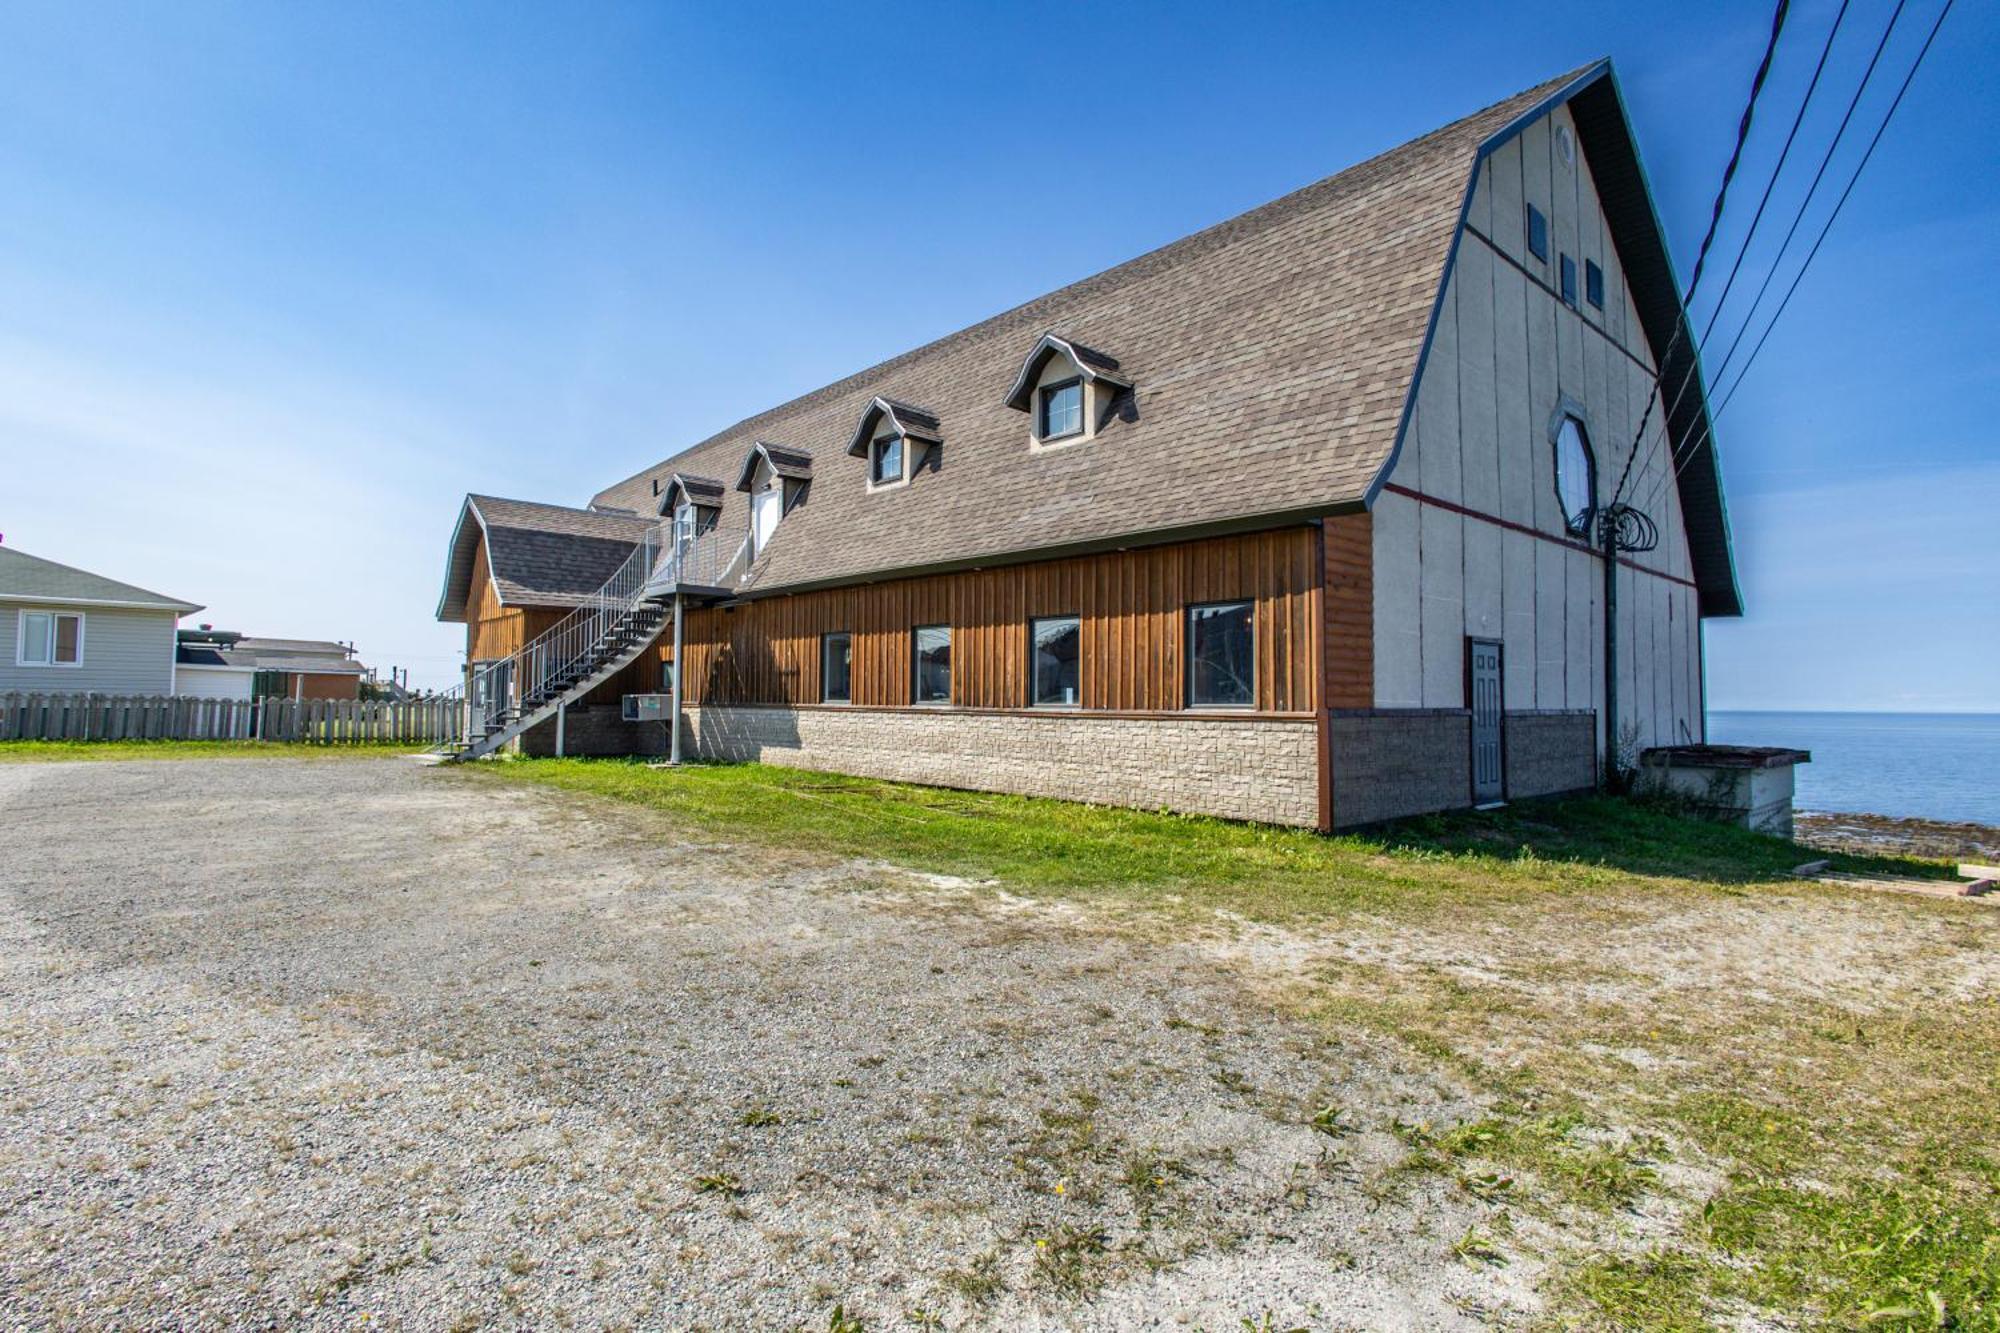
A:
433;524;747;762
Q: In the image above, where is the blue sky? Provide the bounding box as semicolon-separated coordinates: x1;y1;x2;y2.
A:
0;1;1992;705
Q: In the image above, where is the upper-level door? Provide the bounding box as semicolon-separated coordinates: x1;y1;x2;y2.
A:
672;502;696;557
751;484;781;556
1468;638;1504;804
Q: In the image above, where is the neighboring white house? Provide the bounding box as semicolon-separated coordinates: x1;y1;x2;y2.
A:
0;546;202;695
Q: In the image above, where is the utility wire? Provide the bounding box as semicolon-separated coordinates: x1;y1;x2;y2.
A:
1696;0;1853;350
1710;0;1954;415
1634;0;1954;518
1664;0;1912;430
1607;0;1791;510
1625;0;1875;514
1620;0;1857;516
1640;0;1920;510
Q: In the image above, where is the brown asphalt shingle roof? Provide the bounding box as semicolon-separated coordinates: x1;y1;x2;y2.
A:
436;495;655;620
587;67;1598;595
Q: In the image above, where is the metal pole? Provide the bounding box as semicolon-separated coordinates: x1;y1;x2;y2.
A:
1602;517;1619;790
555;699;566;758
669;591;684;766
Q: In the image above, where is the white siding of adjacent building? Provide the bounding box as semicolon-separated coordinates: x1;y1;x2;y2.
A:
0;600;181;694
174;664;257;700
1374;101;1705;756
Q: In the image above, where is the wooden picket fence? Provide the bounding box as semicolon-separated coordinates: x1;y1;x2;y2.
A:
0;692;466;746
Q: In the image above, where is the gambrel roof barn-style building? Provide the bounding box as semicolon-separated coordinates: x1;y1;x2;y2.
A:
437;60;1738;829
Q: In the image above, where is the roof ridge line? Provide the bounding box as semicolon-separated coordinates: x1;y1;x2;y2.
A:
591;61;1602;502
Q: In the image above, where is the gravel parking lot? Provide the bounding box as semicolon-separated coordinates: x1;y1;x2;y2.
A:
0;757;1522;1330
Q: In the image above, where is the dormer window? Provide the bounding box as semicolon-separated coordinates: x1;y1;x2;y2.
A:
847;397;941;492
870;433;905;488
1004;332;1132;449
656;473;727;559
1039;379;1083;441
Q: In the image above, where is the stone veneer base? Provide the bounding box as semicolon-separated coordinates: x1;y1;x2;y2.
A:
683;704;1320;828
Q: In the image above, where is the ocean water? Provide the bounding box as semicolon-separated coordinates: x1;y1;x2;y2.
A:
1707;711;1999;826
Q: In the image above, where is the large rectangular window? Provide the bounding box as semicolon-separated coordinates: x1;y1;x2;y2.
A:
1038;379;1083;441
1585;258;1605;309
1560;254;1579;309
17;610;82;666
912;625;951;704
1030;615;1080;707
1525;203;1549;262
821;631;852;704
1186;601;1253;709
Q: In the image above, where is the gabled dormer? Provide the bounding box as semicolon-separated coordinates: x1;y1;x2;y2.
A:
844;396;942;492
655;472;727;553
1003;333;1132;450
735;442;812;559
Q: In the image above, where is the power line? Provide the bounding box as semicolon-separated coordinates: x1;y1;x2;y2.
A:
1634;0;1954;518
1635;0;1914;510
1701;0;1913;393
1710;0;1954;414
1608;0;1792;509
1695;0;1854;350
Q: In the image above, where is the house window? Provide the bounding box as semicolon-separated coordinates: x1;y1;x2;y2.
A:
1030;615;1080;707
870;434;904;487
17;610;82;666
672;501;696;556
1186;602;1253;709
1560;254;1578;308
1038;379;1083;441
913;625;951;704
1554;415;1596;536
822;632;852;704
1585;259;1605;309
1525;203;1548;262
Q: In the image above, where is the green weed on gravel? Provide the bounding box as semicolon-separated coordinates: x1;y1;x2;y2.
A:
471;758;1946;924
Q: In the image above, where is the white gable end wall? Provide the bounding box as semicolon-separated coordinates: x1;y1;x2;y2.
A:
1374;100;1705;762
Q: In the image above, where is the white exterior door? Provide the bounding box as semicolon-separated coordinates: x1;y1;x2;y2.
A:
752;486;781;555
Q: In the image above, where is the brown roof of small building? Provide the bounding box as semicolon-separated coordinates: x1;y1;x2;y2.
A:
436;495;655;621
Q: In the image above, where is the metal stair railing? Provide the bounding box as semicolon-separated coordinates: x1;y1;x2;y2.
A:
435;521;756;759
646;525;751;597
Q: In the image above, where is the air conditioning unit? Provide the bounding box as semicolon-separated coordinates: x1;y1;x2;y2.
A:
621;693;671;723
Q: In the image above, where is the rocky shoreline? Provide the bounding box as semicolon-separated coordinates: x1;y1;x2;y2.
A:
1795;810;2000;863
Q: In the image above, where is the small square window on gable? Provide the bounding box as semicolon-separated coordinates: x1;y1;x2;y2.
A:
1003;332;1132;449
846;396;942;492
1525;203;1549;263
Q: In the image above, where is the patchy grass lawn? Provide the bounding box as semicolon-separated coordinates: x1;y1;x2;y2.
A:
478;757;1999;1330
0;739;427;763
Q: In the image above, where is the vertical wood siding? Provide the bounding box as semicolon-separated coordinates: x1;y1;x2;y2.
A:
673;527;1321;713
1321;512;1373;709
463;540;564;664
